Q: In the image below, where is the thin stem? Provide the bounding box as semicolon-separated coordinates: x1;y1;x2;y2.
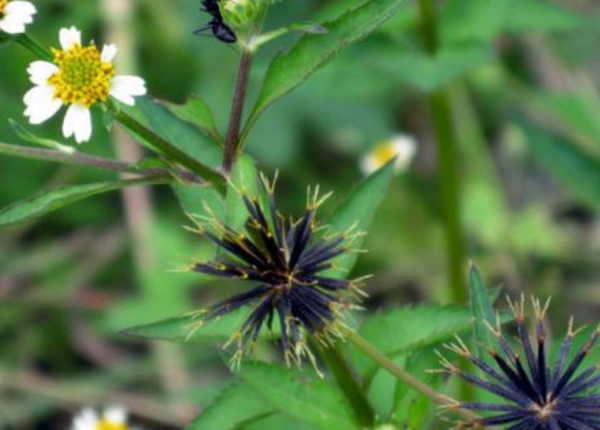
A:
223;50;253;175
15;33;52;60
345;329;453;406
0;141;201;183
343;329;488;425
317;343;376;428
417;0;466;303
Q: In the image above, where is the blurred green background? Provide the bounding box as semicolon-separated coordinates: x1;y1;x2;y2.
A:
1;0;600;428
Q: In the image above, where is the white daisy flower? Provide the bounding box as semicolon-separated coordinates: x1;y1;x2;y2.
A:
23;27;147;144
71;406;130;430
360;134;417;176
0;0;36;34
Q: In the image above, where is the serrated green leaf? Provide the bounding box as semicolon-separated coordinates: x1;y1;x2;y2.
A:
469;264;496;357
521;120;600;215
325;160;395;278
165;96;223;146
240;362;361;430
243;0;409;138
122;307;280;343
186;382;274;430
0;178;164;229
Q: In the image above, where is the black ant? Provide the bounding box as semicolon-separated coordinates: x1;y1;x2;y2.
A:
194;0;237;44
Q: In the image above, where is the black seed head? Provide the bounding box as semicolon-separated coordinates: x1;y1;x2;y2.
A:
441;296;600;430
188;174;364;368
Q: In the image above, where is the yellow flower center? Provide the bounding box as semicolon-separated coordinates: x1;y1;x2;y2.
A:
48;44;115;107
95;419;128;430
371;142;399;165
0;0;8;18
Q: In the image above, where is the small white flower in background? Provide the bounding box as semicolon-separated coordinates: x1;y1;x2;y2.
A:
0;0;36;34
71;406;130;430
23;26;147;144
360;134;417;175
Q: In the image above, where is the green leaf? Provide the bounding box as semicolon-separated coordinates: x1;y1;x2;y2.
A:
392;348;442;428
469;264;496;357
529;90;600;145
325;160;395;278
122;307;279;343
245;414;316;430
0;177;164;229
165;97;224;146
240;362;361;430
9;119;75;154
173;184;225;221
521;121;600;215
116;98;225;190
186;382;274;430
224;155;261;234
243;0;409;138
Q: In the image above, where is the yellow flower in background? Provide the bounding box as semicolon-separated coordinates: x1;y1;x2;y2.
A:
71;406;131;430
0;0;36;34
23;27;146;143
360;134;417;175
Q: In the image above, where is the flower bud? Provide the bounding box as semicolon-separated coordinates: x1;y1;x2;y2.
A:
220;0;267;34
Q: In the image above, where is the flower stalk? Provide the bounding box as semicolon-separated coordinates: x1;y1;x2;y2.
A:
222;49;253;174
16;33;51;60
342;328;486;424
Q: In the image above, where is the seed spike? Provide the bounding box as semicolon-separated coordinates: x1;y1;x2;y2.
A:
186;177;360;368
441;296;600;430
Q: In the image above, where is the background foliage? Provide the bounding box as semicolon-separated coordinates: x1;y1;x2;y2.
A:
1;0;600;429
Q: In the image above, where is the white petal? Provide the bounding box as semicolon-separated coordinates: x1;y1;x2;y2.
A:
109;75;146;106
390;135;417;172
59;27;81;50
27;61;59;85
71;408;98;430
101;44;117;63
359;156;378;176
0;17;26;34
103;406;127;425
23;86;62;124
0;1;36;34
5;1;37;17
63;104;92;144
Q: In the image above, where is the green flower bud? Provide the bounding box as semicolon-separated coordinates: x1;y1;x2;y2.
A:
220;0;269;33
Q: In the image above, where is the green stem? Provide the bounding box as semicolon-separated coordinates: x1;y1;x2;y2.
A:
417;0;466;303
317;343;376;428
15;33;52;61
429;89;466;303
345;329;453;406
0;141;202;183
114;109;225;192
223;50;253;175
343;329;486;424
